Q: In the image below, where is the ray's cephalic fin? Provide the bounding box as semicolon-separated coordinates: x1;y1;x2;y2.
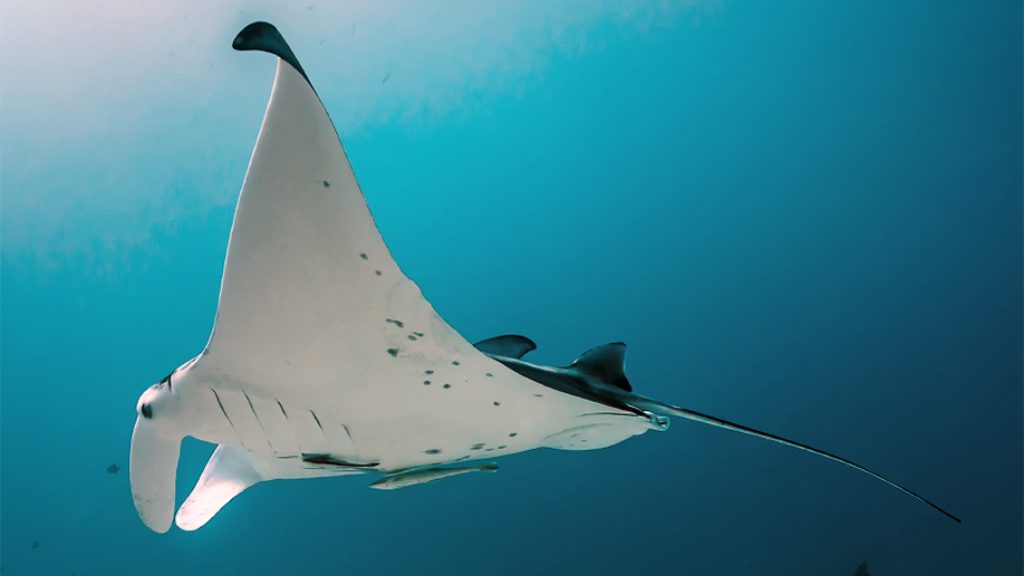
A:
176;445;264;531
130;417;182;533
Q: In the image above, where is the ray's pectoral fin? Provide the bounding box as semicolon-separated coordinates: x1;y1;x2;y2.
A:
232;21;310;83
175;445;264;531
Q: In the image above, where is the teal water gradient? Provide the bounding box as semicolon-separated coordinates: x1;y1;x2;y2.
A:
2;2;1021;574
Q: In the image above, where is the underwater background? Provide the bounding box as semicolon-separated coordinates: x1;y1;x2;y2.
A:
2;1;1021;574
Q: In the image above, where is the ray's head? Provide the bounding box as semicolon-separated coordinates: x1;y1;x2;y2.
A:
131;367;191;533
136;371;176;422
135;359;198;429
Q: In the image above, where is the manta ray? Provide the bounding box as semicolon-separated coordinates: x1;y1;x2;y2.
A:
130;21;960;533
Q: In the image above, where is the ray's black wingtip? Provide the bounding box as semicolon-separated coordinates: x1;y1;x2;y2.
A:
232;21;310;82
232;21;279;51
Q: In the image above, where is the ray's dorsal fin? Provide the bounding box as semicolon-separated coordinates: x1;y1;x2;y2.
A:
569;342;632;392
474;335;537;359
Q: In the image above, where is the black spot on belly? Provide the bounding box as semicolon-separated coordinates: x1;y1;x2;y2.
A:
375;270;382;276
385;318;404;328
471;443;485;450
323;180;330;188
424;370;434;375
492;401;501;407
423;380;431;385
533;394;543;397
452;361;460;366
408;334;418;341
359;252;368;260
302;454;380;468
497;445;507;450
424;449;442;455
443;383;451;389
485;372;493;377
387;348;399;357
509;432;517;437
413;331;424;337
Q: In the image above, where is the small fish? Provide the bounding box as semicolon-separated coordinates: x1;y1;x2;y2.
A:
370;463;498;490
854;562;871;576
30;541;40;550
107;463;121;474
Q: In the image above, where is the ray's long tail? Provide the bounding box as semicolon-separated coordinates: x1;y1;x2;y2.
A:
629;396;961;524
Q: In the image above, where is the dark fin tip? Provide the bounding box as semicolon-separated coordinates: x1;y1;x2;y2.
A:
233;21;310;83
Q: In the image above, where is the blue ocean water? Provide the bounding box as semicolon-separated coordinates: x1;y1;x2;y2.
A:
2;2;1021;574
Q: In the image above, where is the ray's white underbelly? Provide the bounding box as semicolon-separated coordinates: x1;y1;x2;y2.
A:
191;386;652;472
